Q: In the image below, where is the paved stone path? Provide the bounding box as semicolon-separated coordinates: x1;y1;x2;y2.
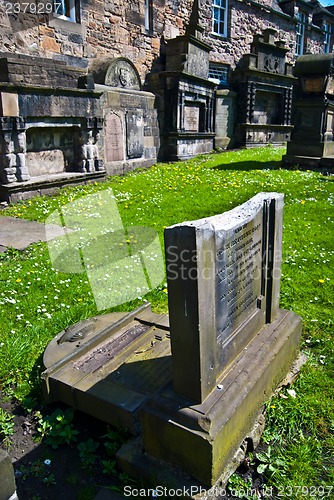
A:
0;216;65;250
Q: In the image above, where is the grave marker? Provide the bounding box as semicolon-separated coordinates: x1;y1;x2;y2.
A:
184;106;200;131
42;192;301;492
126;110;144;159
105;112;124;162
165;192;283;402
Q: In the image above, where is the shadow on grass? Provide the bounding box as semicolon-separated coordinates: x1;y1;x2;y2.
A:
213;160;281;171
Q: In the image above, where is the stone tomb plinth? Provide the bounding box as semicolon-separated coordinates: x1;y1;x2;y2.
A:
42;193;301;492
283;53;334;172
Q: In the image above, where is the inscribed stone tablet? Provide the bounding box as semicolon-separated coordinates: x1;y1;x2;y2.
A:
126;111;144;159
105;113;124;162
184;106;200;131
216;209;263;343
165;192;284;403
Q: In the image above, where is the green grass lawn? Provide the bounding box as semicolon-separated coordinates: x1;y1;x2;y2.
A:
0;146;333;497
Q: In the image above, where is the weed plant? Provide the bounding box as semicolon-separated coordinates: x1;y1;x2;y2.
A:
0;407;15;445
0;146;333;497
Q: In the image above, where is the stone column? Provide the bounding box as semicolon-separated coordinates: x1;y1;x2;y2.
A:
15;118;29;181
0;118;17;184
247;82;256;124
79;127;103;173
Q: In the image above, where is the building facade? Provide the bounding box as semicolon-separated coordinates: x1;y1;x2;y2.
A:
0;1;333;199
2;1;333;80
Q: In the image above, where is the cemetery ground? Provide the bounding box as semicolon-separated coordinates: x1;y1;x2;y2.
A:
0;146;333;499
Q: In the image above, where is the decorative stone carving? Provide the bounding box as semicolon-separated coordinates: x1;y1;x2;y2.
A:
79;128;103;173
104;58;141;90
233;28;295;147
0;117;29;183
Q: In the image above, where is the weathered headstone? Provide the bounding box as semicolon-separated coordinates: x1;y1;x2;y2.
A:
42;193;302;493
126;110;144;159
105;112;124;162
184;106;200;132
138;193;301;488
165;192;282;402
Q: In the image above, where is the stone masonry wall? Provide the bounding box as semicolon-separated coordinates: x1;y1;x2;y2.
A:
0;0;326;82
201;0;324;68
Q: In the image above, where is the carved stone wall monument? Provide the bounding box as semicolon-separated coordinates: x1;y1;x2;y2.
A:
233;29;295;147
92;57;159;175
0;53;105;202
146;0;215;160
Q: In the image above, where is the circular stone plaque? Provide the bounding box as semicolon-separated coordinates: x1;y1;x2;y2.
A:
104;58;141;90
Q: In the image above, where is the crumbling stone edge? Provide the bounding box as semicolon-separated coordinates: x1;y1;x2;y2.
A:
0;448;18;500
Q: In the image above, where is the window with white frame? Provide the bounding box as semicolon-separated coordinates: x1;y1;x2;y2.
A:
144;0;153;32
295;11;307;56
324;22;332;54
53;0;77;22
212;0;228;37
209;63;230;86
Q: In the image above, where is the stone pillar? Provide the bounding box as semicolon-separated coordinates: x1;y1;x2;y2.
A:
15;118;29;182
0;118;17;184
0;117;29;184
79;123;103;173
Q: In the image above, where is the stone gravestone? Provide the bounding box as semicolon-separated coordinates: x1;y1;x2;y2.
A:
184;106;200;132
105;112;124;162
165;192;282;403
126;111;144;159
42;193;301;493
137;192;301;488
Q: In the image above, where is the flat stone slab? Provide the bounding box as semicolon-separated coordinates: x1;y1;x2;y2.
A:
0;216;66;250
42;304;171;435
0;170;107;203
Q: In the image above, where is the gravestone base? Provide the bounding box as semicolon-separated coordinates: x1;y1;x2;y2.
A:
105;157;157;176
236;124;293;148
0;170;107;203
163;133;215;161
42;304;172;436
117;413;266;499
119;309;301;488
282;154;334;173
